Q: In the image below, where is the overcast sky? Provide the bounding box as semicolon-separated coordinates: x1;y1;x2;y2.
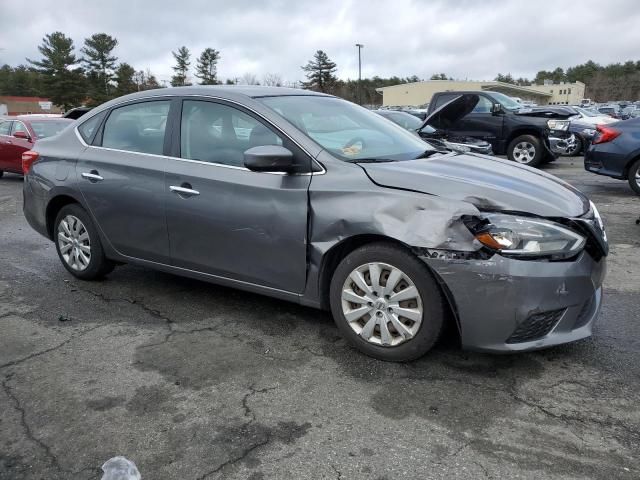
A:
1;0;639;85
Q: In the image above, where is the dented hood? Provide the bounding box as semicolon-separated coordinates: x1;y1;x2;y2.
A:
421;94;479;130
360;154;590;218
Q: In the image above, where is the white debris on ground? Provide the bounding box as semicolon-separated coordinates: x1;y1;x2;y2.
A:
101;456;141;480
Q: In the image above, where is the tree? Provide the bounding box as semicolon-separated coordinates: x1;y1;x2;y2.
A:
241;72;259;85
81;33;118;103
171;46;191;86
114;63;137;95
263;73;282;86
301;50;337;93
134;69;162;91
430;73;448;80
27;32;86;110
194;48;220;85
494;73;516;84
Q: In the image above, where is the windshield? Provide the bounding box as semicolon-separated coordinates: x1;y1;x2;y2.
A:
487;92;522;111
576;107;598;117
381;111;423;131
29;120;72;138
258;95;433;162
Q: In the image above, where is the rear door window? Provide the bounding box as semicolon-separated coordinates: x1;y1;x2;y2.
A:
0;121;11;136
101;101;170;155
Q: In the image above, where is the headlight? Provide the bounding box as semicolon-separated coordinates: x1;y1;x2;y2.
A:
443;141;470;153
467;214;586;259
547;119;569;131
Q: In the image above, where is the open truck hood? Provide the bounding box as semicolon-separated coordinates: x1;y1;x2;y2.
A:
421;94;479;130
360;154;589;218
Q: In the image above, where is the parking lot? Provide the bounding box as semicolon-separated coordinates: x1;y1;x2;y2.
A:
0;157;638;479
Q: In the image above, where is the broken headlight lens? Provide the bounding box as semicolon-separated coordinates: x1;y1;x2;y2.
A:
547;119;570;131
471;214;586;259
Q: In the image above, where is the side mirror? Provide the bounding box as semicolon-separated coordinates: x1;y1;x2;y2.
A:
490;103;502;114
244;145;294;173
13;131;31;140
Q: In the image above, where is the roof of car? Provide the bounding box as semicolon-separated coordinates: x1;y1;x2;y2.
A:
89;85;332;114
14;115;71;121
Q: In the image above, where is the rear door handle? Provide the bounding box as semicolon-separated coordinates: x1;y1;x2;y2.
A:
81;171;104;182
170;184;200;197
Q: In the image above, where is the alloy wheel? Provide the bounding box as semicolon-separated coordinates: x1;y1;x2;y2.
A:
512;141;536;163
341;262;423;347
57;215;91;271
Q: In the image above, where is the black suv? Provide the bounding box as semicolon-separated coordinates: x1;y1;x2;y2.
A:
427;91;574;167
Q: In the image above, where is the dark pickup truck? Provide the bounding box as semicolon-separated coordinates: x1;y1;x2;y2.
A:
427;91;575;167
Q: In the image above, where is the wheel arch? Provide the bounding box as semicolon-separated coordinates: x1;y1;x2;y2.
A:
316;234;461;338
506;128;544;147
45;193;83;240
623;151;640;177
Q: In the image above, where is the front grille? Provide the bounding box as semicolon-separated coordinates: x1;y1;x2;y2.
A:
506;309;566;344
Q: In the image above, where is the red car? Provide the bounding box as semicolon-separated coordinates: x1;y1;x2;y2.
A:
0;115;73;177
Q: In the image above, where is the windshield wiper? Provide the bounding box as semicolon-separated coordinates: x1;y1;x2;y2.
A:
349;158;401;163
413;149;441;159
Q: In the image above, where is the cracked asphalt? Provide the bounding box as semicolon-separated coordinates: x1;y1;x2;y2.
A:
1;156;639;479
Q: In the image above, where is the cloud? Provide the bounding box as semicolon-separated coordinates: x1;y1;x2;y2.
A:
1;0;639;84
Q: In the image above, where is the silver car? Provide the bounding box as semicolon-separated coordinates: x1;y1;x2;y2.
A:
22;86;607;361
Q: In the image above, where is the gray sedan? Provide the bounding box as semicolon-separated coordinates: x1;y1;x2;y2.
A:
22;86;607;361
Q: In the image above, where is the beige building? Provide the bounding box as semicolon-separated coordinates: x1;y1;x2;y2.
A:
527;80;586;105
376;80;586;107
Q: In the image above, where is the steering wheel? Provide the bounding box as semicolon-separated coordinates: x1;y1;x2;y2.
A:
342;137;366;156
344;137;366;149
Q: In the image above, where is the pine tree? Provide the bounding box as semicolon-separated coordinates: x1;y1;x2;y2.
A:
27;32;86;110
114;63;137;95
81;33;118;103
171;46;191;87
301;50;337;93
194;48;220;85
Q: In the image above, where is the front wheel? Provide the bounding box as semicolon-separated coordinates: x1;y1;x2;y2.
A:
562;135;583;156
329;243;445;362
507;134;543;167
54;204;115;280
628;159;640;195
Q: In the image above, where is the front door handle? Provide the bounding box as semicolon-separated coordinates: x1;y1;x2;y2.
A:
170;184;200;197
81;171;104;182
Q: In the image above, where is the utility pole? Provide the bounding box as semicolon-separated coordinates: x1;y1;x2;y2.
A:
355;43;364;105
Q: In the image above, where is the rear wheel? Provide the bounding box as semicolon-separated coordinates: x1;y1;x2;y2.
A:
54;204;115;280
329;243;445;362
507;134;543;167
0;170;4;178
628;159;640;195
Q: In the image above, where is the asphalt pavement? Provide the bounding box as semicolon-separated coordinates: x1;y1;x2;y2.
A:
1;156;639;479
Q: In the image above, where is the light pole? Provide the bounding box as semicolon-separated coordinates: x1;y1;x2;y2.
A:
355;43;364;105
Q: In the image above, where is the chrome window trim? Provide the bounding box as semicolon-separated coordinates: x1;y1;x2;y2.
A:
74;93;326;175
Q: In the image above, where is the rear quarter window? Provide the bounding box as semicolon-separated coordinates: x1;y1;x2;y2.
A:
78;111;107;144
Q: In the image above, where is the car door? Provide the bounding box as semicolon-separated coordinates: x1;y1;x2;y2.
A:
446;95;504;150
76;99;173;263
7;121;35;171
0;121;12;169
164;98;311;293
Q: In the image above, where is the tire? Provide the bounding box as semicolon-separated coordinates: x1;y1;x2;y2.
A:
329;242;445;362
562;135;583;157
0;170;4;178
54;204;115;280
628;159;640;195
507;134;543;167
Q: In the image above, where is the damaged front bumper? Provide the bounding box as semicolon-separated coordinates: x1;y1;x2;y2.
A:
420;251;606;352
548;133;576;155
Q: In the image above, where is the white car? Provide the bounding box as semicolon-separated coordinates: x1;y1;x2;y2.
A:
572;107;617;125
